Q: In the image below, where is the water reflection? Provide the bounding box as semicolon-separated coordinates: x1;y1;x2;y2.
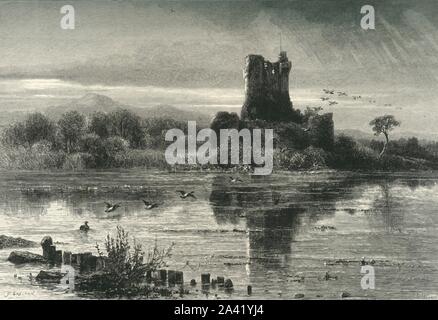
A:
0;171;437;299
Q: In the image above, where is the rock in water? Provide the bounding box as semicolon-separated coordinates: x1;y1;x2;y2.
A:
35;270;64;283
8;251;46;264
0;235;37;249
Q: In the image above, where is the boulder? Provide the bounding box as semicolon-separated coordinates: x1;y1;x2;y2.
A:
8;251;46;264
35;270;64;283
0;235;37;249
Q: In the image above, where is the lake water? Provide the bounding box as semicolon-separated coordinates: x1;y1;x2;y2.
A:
0;169;437;300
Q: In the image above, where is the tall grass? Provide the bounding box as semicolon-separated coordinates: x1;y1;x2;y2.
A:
0;143;171;171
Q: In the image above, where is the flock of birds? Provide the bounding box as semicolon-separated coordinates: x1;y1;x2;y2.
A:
78;176;242;232
319;88;394;108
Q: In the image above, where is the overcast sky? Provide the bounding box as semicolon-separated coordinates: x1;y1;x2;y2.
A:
0;0;437;134
0;0;437;87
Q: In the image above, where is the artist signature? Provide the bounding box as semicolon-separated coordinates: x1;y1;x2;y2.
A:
3;290;37;298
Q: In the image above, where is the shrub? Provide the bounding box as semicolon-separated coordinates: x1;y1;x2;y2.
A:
62;152;92;170
331;135;379;169
275;146;327;170
93;226;174;295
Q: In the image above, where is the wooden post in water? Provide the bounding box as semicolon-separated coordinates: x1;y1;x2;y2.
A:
40;236;53;260
55;250;63;265
71;254;78;265
217;276;225;287
175;271;184;285
47;245;57;264
158;269;167;285
201;273;210;285
79;252;93;273
168;270;176;286
96;257;105;271
247;285;252;295
63;251;72;265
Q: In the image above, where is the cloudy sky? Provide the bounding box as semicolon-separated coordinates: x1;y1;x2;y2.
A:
0;0;437;134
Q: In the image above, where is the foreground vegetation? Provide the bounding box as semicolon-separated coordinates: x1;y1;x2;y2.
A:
1;108;437;172
78;226;175;297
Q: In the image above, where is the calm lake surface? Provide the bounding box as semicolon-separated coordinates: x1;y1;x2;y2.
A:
0;169;437;300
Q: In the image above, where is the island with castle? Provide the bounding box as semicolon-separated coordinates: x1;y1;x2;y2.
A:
210;50;436;171
211;50;335;168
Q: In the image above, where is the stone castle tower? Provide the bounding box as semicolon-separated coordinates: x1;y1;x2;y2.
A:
241;51;298;122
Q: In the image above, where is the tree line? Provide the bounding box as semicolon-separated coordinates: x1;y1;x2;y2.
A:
2;109;188;151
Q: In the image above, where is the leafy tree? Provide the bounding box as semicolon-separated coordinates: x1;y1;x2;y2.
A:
210;111;240;134
2;113;56;149
369;115;400;158
302;106;323;123
89;112;113;139
143;118;187;149
2;122;27;148
58;111;86;153
110;109;144;148
21;113;56;149
80;133;107;167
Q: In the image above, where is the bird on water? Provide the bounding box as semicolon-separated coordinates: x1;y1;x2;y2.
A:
79;221;90;232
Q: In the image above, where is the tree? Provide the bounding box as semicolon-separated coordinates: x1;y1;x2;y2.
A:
2;122;27;148
210;111;240;134
110;109;144;148
23;113;56;149
143;118;187;149
89;112;113;139
302;106;323;123
369;115;400;158
58;111;86;153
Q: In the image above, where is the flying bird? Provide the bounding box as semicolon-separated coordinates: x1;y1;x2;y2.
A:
323;89;334;94
104;202;121;213
337;91;347;96
352;95;362;100
142;200;159;210
320;97;329;101
177;190;196;199
328;101;338;106
229;176;243;183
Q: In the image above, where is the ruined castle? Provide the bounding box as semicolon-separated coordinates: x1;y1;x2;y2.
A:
241;51;298;122
239;51;334;150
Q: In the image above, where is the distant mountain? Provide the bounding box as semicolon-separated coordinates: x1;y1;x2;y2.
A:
335;129;376;140
44;93;212;126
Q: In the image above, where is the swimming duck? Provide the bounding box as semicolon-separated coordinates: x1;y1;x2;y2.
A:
79;221;90;232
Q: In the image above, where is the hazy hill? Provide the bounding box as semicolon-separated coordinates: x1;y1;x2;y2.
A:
44;93;212;126
335;129;438;143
